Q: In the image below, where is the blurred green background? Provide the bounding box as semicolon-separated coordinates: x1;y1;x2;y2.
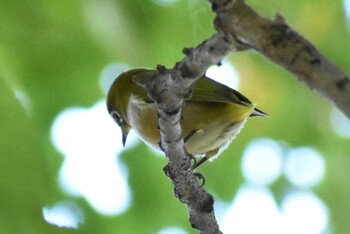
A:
1;0;350;233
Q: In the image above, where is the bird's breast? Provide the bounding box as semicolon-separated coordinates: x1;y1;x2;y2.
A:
127;98;253;156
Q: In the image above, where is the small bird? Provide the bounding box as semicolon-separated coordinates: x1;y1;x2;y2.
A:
107;69;267;168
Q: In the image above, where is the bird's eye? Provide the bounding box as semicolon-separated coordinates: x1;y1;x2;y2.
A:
111;111;123;126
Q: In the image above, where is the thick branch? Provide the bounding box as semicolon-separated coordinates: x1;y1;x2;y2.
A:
210;0;350;119
134;32;240;233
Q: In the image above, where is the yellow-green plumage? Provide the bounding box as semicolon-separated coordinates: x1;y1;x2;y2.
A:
107;69;267;167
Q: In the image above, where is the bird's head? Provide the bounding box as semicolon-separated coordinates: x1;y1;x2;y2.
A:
107;69;147;146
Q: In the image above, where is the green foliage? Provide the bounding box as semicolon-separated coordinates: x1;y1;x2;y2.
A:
1;0;350;233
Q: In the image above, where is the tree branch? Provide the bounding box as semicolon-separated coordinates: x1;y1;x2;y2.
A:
135;0;349;232
134;32;241;233
210;0;350;119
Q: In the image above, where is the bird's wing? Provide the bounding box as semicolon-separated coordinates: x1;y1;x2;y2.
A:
190;76;253;107
132;76;255;107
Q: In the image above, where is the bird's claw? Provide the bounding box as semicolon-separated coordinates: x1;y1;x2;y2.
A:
187;153;197;170
194;172;206;187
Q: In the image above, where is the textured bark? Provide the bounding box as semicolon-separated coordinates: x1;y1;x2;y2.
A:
211;0;350;118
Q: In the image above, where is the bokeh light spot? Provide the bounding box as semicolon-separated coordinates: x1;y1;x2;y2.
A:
43;201;84;229
221;185;282;234
100;63;130;95
281;191;328;234
284;147;325;187
51;100;138;215
344;0;350;20
330;107;350;138
158;227;187;234
14;89;31;114
206;60;240;89
152;0;178;6
242;138;283;186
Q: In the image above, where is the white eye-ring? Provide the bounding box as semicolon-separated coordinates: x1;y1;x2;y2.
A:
111;111;123;126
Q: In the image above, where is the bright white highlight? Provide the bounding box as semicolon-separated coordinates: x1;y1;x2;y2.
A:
281;191;329;234
221;185;282;234
152;0;178;6
344;0;350;19
220;138;329;233
99;63;129;94
285;147;325;187
14;88;31;114
51;100;137;215
43;201;84;228
241;139;283;186
330;107;350;138
220;187;329;234
158;227;187;234
206;60;240;89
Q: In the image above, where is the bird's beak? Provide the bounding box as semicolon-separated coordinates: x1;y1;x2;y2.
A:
250;108;269;117
121;125;130;147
